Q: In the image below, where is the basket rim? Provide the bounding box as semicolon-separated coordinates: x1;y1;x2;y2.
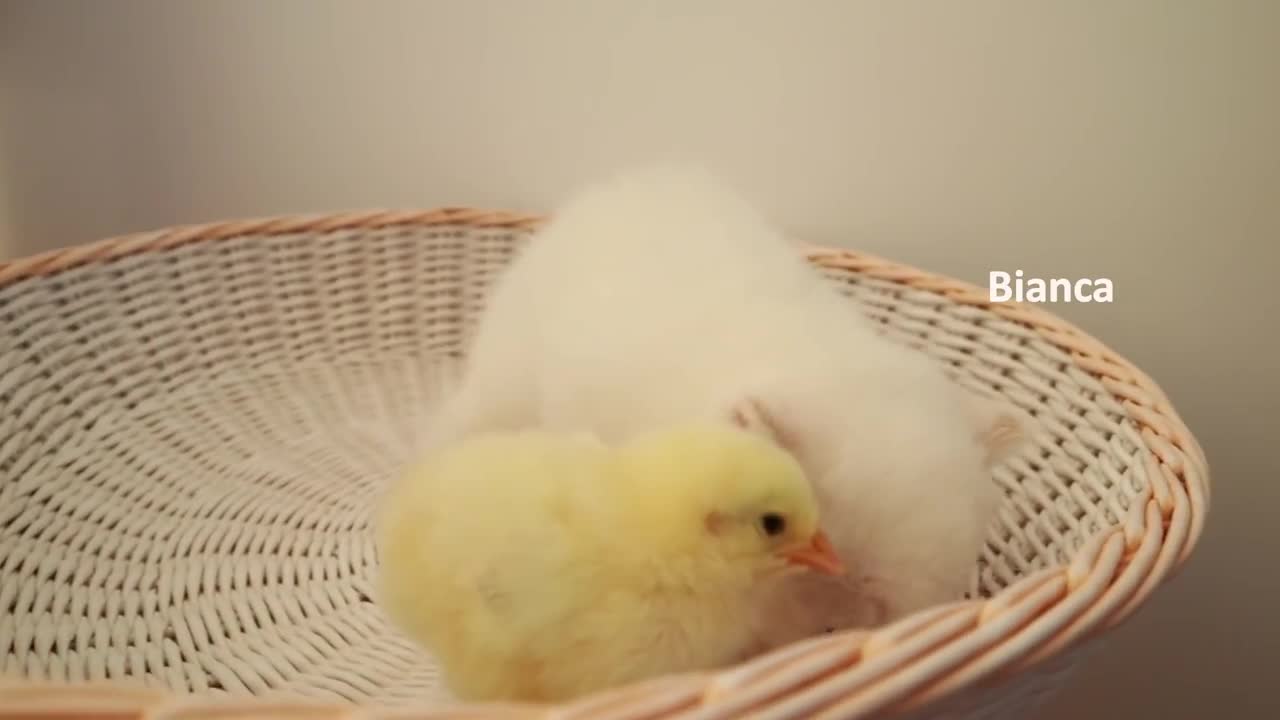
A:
0;209;1210;719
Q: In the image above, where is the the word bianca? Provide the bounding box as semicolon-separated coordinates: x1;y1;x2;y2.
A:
989;270;1113;303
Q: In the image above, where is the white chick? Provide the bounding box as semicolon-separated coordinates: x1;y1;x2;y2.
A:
428;164;1030;649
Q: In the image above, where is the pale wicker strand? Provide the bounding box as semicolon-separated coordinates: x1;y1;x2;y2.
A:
0;210;1209;720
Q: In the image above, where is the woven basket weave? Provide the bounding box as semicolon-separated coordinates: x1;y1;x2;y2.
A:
0;209;1209;719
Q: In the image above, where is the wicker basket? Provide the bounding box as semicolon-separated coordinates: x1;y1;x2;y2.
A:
0;209;1209;719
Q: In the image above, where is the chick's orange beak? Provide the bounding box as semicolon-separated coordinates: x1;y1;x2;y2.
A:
779;530;845;576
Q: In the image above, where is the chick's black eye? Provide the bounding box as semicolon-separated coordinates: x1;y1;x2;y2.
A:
760;513;786;536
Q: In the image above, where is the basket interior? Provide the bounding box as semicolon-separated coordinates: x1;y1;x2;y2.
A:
0;224;1148;706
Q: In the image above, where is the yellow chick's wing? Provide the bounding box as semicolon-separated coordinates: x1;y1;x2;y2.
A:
375;425;844;704
375;430;624;701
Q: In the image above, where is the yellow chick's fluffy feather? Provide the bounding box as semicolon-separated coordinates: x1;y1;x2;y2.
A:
375;423;845;704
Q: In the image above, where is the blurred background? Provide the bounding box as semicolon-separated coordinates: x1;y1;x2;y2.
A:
1;1;1276;717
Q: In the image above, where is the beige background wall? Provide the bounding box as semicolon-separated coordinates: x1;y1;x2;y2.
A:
0;94;12;260
2;1;1276;717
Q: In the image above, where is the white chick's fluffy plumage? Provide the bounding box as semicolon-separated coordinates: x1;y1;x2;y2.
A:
429;164;1031;650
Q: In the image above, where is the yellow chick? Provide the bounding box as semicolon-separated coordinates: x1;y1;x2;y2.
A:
375;423;845;703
